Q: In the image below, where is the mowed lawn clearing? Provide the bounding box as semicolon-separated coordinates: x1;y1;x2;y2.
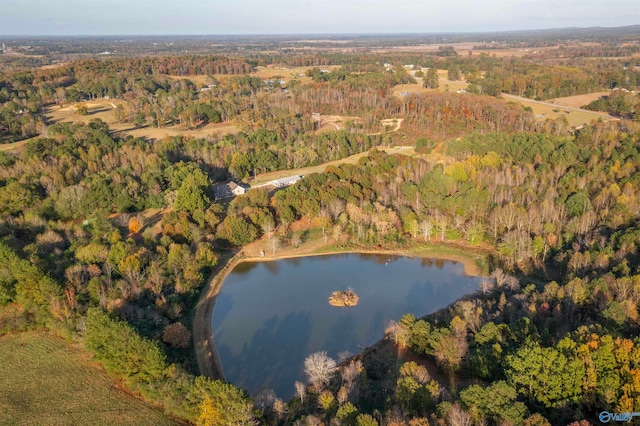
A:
46;100;126;129
0;332;176;426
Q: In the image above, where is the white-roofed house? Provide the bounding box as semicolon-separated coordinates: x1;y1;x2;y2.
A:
270;175;302;188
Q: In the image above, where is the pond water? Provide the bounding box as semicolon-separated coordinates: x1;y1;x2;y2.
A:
211;253;482;399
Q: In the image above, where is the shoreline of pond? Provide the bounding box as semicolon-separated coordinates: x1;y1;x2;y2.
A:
192;240;491;383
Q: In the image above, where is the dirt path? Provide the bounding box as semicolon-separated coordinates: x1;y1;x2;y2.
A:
369;118;404;135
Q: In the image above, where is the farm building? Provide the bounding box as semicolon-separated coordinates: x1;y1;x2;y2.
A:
229;182;247;196
270;175;302;188
213;181;248;200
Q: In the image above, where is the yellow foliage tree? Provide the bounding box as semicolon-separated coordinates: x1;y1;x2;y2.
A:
197;396;219;426
128;216;142;234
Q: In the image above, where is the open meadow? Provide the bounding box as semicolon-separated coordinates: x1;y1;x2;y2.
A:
501;93;614;127
0;332;176;426
392;69;469;98
250;65;342;85
550;91;610;108
374;41;559;58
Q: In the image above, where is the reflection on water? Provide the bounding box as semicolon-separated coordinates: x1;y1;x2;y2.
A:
211;253;481;399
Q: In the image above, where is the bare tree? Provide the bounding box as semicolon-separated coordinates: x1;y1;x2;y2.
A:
261;217;275;241
327;197;346;220
272;398;286;421
304;351;337;391
254;389;277;413
341;359;363;390
386;319;409;347
420;220;433;242
446;402;473;426
337;386;349;404
294;381;306;403
337;351;352;364
271;236;281;255
491;268;520;291
290;233;302;248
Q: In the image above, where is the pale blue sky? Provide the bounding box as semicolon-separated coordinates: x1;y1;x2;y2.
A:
0;0;638;35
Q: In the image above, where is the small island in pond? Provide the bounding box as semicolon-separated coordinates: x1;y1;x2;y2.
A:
328;288;359;307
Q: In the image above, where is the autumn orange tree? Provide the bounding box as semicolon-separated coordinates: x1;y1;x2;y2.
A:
128;216;142;234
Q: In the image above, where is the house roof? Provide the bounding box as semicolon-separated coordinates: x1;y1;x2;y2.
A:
273;175;301;186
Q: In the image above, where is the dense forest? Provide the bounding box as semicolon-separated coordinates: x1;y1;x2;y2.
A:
1;33;640;425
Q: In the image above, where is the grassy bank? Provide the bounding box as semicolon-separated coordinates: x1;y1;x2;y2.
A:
309;241;489;277
0;331;176;426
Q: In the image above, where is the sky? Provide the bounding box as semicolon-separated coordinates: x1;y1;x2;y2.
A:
0;0;638;35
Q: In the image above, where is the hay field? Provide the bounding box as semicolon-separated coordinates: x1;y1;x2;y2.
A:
550;92;610;109
502;93;612;127
392;69;469;98
46;100;127;129
0;331;176;426
122;122;239;141
0;138;30;153
375;42;557;58
251;65;341;85
37;100;239;142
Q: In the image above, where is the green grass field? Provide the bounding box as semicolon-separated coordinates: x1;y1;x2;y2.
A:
0;332;176;426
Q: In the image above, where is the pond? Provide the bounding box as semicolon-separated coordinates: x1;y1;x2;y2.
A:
211;253;482;399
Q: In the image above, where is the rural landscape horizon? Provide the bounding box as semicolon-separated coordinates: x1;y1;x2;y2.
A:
1;4;640;425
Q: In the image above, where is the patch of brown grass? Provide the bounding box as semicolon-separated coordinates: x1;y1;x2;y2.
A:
550;92;610;109
392;70;469;98
121;122;239;141
504;95;611;127
0;331;176;425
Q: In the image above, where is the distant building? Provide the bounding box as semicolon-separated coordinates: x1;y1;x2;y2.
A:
270;175;302;188
213;181;248;200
